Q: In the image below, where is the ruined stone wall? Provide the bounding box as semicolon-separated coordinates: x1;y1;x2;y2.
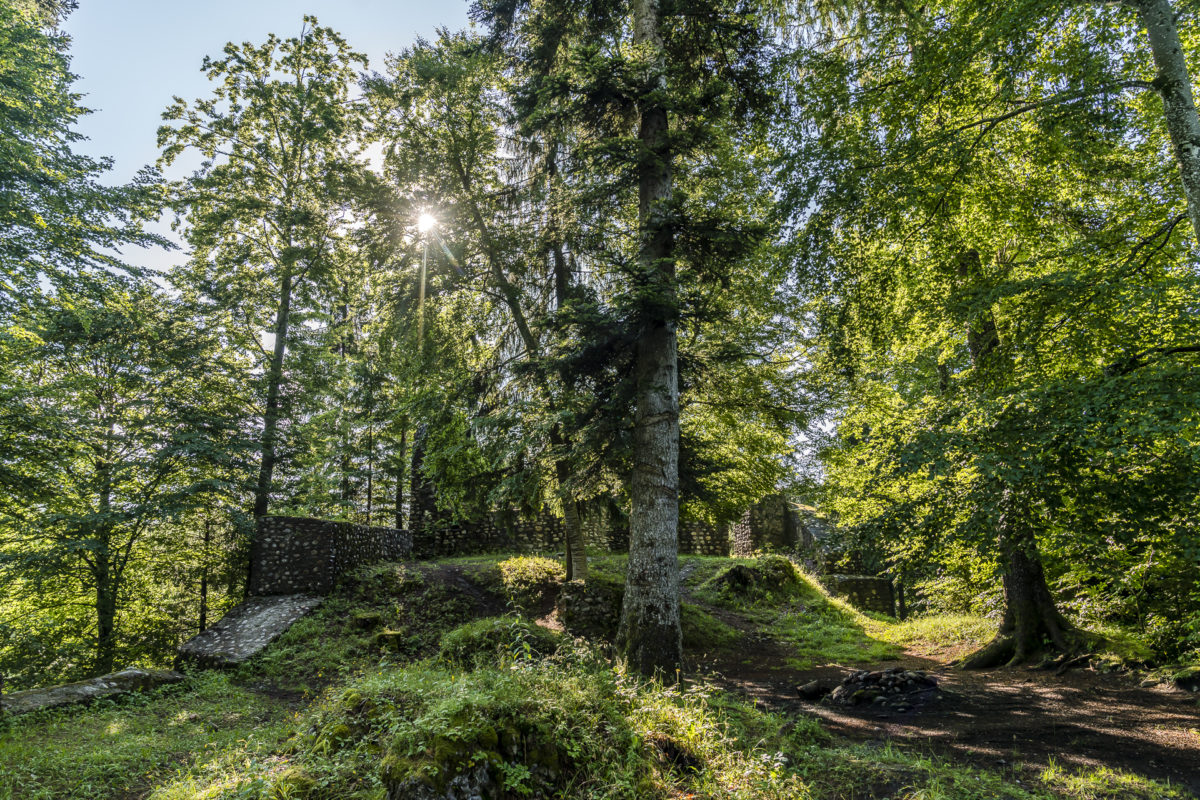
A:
677;520;731;556
824;574;896;617
731;495;803;556
250;516;412;596
412;513;564;558
250;496;797;595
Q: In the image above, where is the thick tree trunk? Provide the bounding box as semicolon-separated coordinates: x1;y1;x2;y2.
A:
1131;0;1200;242
617;0;683;677
962;495;1077;668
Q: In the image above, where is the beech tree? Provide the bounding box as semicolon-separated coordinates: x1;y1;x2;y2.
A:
788;0;1200;665
159;19;369;527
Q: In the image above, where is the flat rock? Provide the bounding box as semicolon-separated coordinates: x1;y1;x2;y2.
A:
1;668;184;716
178;594;322;667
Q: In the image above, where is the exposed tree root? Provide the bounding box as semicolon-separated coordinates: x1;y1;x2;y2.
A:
962;538;1082;670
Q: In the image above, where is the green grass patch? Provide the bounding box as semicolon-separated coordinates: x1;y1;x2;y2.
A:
867;613;996;653
0;672;294;800
237;563;479;692
681;603;740;651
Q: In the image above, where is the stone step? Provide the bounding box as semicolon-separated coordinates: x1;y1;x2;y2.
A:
178;594;322;667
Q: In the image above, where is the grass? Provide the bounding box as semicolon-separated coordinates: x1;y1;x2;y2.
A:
867;613;997;658
0;672;295;800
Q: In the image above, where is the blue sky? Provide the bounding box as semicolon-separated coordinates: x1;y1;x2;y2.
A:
61;1;471;270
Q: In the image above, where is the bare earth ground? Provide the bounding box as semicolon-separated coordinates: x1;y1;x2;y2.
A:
688;604;1200;796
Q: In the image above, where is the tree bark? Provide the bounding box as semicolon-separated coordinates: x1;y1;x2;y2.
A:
199;517;211;633
1129;0;1200;242
395;421;408;530
962;492;1077;668
617;0;683;677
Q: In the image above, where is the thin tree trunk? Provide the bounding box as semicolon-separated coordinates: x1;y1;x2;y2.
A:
395;421;408;530
253;271;294;520
250;270;293;594
199;518;211;633
93;439;117;676
1130;0;1200;242
617;0;682;677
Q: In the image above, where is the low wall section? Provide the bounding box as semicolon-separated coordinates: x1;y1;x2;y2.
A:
249;495;814;596
824;574;896;617
250;516;412;596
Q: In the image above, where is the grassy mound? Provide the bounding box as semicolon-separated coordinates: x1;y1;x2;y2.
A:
241;651;826;800
438;615;561;665
699;555;805;607
236;562;483;690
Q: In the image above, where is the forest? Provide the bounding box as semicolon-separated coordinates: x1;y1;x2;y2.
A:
1;0;1199;797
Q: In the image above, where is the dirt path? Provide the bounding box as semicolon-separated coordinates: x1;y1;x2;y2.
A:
687;603;1200;795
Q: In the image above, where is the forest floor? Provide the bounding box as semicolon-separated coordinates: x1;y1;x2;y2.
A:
3;553;1197;800
688;593;1200;795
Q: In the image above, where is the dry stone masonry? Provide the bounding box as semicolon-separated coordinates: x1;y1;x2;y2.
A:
250;516;412;595
178;594;323;667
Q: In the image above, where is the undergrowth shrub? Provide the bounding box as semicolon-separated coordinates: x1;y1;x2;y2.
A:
699;555;804;607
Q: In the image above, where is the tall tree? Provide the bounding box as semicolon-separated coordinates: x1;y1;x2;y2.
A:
159;19;369;530
474;0;782;674
0;278;246;676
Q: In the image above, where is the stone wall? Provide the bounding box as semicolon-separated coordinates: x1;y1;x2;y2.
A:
824;574;896;617
678;520;731;556
249;494;808;596
412;513;563;559
731;495;803;556
250;516;412;596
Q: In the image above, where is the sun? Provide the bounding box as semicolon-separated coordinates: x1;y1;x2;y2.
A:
417;212;436;233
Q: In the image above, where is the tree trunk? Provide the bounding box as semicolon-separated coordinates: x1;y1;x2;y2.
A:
617;0;683;677
94;572;117;676
253;271;294;520
395;422;408;530
552;426;588;581
1131;0;1200;242
92;447;117;676
199;518;211;633
249;271;293;594
962;494;1077;668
